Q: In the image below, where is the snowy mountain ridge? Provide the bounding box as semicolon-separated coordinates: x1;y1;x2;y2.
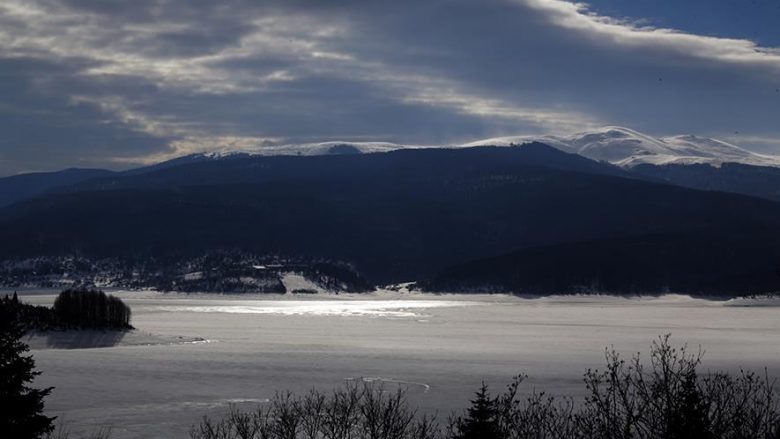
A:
178;127;780;169
192;141;420;159
465;126;780;168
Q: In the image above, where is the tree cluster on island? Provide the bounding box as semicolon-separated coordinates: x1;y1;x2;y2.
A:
1;289;132;332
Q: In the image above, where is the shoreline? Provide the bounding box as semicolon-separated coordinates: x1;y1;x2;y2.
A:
6;287;780;304
25;329;209;351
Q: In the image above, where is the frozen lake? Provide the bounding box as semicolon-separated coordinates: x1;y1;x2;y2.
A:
12;291;780;439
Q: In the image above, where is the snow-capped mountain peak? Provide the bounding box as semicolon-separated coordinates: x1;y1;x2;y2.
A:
467;126;780;168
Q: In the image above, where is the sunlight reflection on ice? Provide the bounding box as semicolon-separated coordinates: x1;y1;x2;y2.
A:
156;300;477;318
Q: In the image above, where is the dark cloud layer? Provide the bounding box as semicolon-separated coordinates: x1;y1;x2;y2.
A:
0;0;779;175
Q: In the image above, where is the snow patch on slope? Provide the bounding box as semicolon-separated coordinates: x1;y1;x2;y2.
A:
197;141;425;159
281;272;326;294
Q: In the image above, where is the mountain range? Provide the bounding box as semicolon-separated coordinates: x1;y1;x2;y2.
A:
5;126;779;207
1;127;779;295
149;126;780;169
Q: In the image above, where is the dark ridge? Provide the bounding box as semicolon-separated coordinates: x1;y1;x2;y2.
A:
53;144;631;193
424;233;780;296
630;162;780;202
0;168;114;208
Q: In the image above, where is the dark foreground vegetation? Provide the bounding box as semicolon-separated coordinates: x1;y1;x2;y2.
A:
1;289;132;331
192;336;780;439
0;292;55;438
1;298;117;439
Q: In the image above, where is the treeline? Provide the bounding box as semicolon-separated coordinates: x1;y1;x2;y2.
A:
424;233;780;297
192;336;780;439
1;289;133;331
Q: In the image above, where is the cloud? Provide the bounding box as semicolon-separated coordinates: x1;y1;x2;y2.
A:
522;0;780;71
0;0;778;175
0;56;172;175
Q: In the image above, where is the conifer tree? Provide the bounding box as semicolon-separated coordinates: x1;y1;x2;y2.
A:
0;301;56;438
451;382;504;439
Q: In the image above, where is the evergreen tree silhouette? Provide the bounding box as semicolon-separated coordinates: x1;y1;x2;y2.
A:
0;301;55;438
452;382;504;439
668;369;712;439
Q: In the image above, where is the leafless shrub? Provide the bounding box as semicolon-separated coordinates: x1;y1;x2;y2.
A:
45;424;113;439
191;381;438;439
574;334;780;439
193;336;780;439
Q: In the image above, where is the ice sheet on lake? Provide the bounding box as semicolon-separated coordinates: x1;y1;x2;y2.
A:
155;300;477;318
26;293;780;439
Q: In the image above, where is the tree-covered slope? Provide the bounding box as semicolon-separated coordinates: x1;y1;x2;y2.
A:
1;145;779;293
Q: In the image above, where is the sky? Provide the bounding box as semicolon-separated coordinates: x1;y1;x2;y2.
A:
0;0;779;176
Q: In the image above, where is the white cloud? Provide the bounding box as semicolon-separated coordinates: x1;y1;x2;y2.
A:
0;0;778;174
521;0;780;72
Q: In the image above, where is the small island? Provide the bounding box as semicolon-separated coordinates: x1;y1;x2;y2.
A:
1;288;133;331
